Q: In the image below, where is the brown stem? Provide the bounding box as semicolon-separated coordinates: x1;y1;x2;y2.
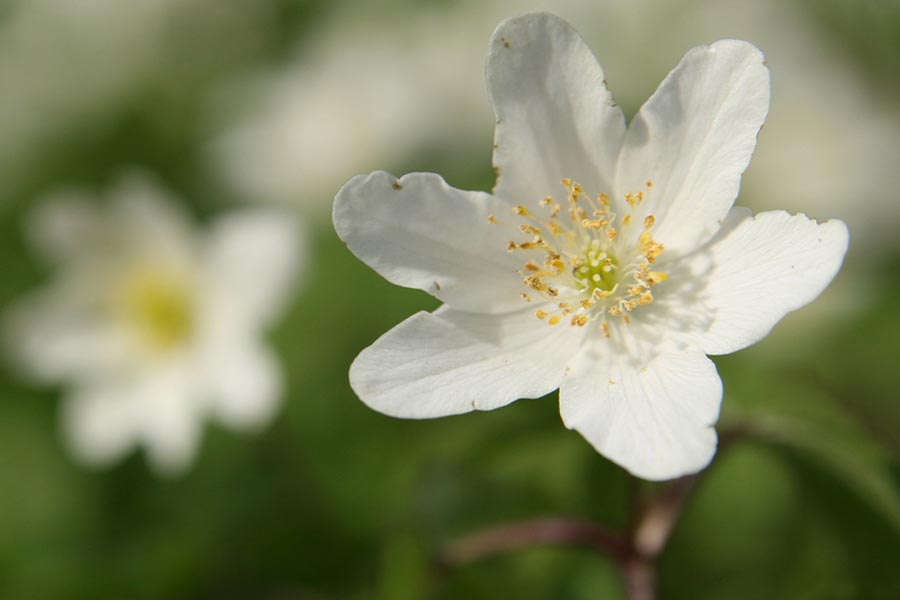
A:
618;474;698;600
632;474;698;560
438;517;630;568
623;556;657;600
437;425;746;597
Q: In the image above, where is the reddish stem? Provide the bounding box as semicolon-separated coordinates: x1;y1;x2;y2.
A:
439;473;701;599
438;426;745;598
439;517;630;568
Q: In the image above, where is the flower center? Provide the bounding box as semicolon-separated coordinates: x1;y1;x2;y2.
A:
494;178;668;336
115;267;194;352
574;238;620;294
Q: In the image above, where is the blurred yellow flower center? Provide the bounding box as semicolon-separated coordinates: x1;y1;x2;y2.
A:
496;178;668;336
117;268;194;351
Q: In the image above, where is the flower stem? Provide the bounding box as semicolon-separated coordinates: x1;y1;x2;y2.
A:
437;427;746;597
438;517;630;568
437;475;696;598
622;555;656;600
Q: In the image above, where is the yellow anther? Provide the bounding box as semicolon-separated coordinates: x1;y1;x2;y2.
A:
540;196;553;207
549;258;565;273
548;315;561;325
488;214;498;224
646;179;654;189
547;220;563;235
598;193;610;206
643;215;655;229
606;228;618;241
536;309;548;320
601;322;611;338
647;271;668;284
520;293;533;302
625;192;639;206
623;300;637;312
524;261;541;272
580;298;595;309
571;315;588;327
608;306;623;316
507;241;517;252
622;214;632;226
561;178;572;188
547;287;559;297
637;292;654;305
513;205;530;216
623;314;632;325
524;275;544;291
644;244;664;263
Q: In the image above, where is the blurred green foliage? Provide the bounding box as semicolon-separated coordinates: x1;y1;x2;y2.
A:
0;0;898;598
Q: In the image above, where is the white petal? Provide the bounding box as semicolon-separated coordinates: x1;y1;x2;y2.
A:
65;365;203;476
334;171;527;313
200;337;283;430
674;210;849;355
560;346;722;481
135;367;202;476
205;208;302;328
488;13;625;207
26;190;99;264
616;40;770;255
61;384;142;469
106;173;197;264
4;288;135;383
350;305;585;418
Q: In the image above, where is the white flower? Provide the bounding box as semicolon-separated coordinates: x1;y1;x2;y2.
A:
6;174;302;475
333;13;849;481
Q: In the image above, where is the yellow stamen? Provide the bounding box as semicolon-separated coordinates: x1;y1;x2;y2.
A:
571;315;588;327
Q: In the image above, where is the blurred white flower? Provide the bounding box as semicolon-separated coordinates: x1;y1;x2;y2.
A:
214;0;900;262
0;0;171;185
0;0;272;192
334;14;848;480
5;173;302;475
210;3;493;208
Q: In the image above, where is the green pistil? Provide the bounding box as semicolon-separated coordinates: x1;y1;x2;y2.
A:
574;242;618;293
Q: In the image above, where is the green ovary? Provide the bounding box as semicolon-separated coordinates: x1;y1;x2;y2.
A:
574;239;618;293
